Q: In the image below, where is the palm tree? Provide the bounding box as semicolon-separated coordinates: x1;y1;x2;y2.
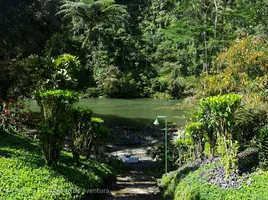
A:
58;0;129;49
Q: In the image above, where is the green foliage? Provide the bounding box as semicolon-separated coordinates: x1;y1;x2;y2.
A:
185;122;205;160
82;87;99;98
69;106;109;161
90;117;110;158
258;125;268;169
0;99;29;132
41;54;82;91
68;106;93;162
19;54;85;95
234;107;267;146
96;65;121;97
173;136;193;167
152;66;186;98
200;72;238;96
197;94;242;173
216;36;268;79
0;130;114;199
34;90;79;166
2;0;268;99
217;137;239;175
34;90;79;120
0;0;62;59
159;161;268;200
200;36;268;100
198;94;242;139
152;92;173;100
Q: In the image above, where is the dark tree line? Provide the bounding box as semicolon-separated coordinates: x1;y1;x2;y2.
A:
0;0;267;100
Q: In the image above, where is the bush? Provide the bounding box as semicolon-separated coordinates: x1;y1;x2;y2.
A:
90;117;109;159
197;94;242;174
173;137;193;167
0;99;29;131
69;107;109;161
258;125;268;169
234;108;267;146
34;90;79;166
185;122;205;160
152;92;173;100
84;87;99;98
69;106;93;162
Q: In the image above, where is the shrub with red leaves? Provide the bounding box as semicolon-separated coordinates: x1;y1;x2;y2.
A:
0;99;29;131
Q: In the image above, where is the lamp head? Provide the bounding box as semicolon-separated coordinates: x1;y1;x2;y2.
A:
153;119;160;126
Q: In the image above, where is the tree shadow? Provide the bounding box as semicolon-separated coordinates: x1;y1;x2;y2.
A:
55;154;115;189
0;149;12;158
93;113;157;127
0;130;38;153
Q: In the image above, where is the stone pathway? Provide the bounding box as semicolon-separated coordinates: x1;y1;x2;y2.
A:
105;145;162;200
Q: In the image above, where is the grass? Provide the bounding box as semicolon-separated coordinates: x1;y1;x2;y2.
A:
159;161;268;200
0;130;115;200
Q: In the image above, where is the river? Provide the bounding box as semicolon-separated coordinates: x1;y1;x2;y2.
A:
30;98;188;127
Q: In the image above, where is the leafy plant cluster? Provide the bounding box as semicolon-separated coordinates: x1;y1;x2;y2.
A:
173;94;243;174
34;90;79;166
34;89;110;167
0;99;29;132
161;92;267;199
69;106;109;162
159;160;268;200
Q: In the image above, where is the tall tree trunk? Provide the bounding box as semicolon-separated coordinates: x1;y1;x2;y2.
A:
213;0;218;38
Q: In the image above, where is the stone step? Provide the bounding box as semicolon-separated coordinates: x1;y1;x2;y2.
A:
107;171;161;200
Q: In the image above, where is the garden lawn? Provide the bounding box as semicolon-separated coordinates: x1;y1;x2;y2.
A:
159;162;268;200
0;130;114;200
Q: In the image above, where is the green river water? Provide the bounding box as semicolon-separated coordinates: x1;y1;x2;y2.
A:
30;98;188;127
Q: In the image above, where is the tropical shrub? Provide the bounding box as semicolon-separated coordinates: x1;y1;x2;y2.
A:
25;54;83;92
44;54;82;90
234;107;267;147
34;90;79;166
84;87;99;98
200;72;238;97
89;117;109;159
173;136;193;167
258;125;268;169
96;65;121;97
217;136;239;175
0;99;29;131
216;36;268;79
69;106;93;162
69;107;109;161
185;122;205;160
197;94;243;174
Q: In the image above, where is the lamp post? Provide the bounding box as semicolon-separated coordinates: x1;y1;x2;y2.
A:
153;116;168;174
